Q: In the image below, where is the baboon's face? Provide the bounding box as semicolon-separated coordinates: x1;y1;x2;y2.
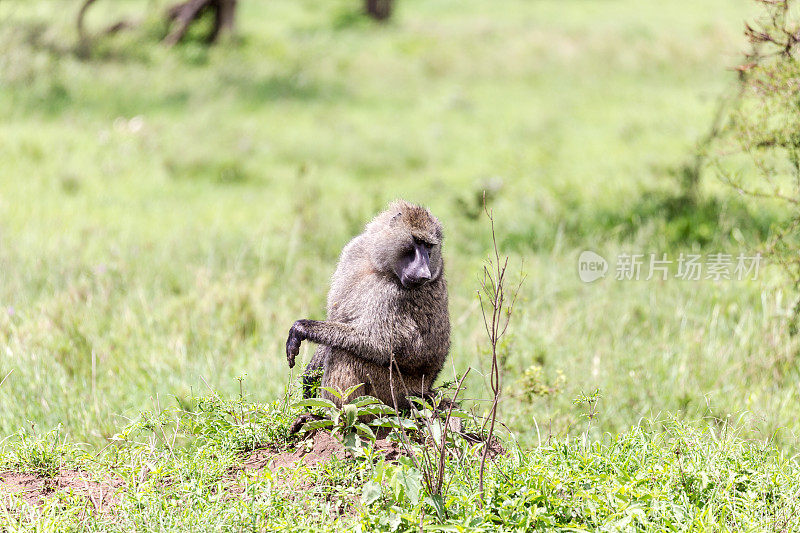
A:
367;202;444;289
394;236;438;289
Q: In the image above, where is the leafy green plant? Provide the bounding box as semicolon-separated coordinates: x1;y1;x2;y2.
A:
111;380;298;454
183;395;297;451
573;388;602;449
516;364;565;401
361;455;423;508
5;424;68;478
292;384;393;456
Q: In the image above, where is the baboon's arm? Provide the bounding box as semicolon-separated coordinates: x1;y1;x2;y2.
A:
286;319;419;368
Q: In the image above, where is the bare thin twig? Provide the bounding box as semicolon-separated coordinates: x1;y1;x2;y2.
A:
434;369;470;496
388;354;470;504
476;192;525;506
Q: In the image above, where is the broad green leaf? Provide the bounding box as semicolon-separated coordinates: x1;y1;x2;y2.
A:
341;383;365;399
398;456;415;468
292;398;337;410
355;422;375;441
425;494;447;519
361;480;382;505
343;431;361;453
359;405;396;416
372;416;418;430
319;386;344;400
409;396;433;411
344;403;357;426
301;419;333;432
387;513;402;531
429;420;443;445
389;468;403;502
350;396;382;408
397;466;422;505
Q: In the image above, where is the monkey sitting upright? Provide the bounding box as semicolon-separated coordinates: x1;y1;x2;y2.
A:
285;200;450;409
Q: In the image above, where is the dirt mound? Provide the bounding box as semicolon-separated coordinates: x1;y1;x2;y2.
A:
0;469;122;512
237;430;502;474
242;431;402;472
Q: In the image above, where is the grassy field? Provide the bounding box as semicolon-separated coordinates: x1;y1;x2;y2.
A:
1;0;799;529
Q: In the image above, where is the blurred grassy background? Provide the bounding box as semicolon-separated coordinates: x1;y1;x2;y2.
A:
1;0;796;449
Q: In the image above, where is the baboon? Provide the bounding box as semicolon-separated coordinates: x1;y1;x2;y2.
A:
285;200;450;409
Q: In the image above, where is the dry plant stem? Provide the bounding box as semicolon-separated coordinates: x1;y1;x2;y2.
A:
388;354;422;473
744;0;797;58
718;171;800;205
477;195;524;507
388;355;469;500
434;369;470;496
77;0;98;42
477;255;504;506
389;357;437;493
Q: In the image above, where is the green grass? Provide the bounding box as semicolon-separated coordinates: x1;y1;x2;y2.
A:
1;0;799;529
2;401;798;531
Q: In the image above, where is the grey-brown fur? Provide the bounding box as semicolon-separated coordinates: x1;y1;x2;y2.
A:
286;200;450;408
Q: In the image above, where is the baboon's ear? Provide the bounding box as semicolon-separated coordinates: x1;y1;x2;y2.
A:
390;212;402;225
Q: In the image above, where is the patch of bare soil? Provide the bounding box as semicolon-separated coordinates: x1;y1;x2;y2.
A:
221;432;401;500
241;431;402;472
0;469;122;512
234;430;503;479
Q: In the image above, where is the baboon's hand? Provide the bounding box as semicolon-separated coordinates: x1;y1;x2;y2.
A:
286;320;310;368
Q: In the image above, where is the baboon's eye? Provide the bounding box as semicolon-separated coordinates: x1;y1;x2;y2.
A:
413;236;433;249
